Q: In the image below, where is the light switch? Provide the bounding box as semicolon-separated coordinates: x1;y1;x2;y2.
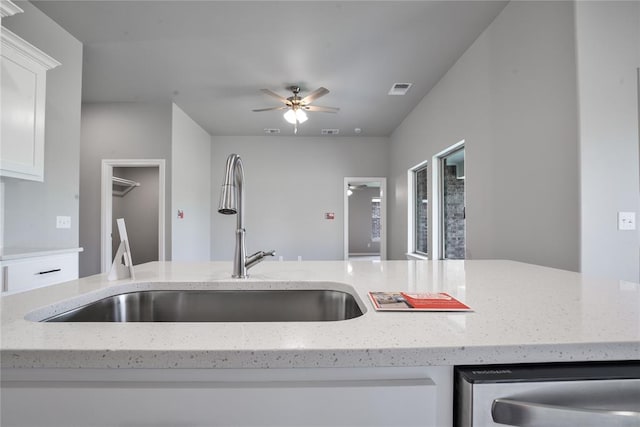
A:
56;216;71;229
618;212;636;230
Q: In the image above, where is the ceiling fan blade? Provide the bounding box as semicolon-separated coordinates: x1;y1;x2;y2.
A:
252;106;288;112
304;105;340;113
260;89;291;104
300;87;329;105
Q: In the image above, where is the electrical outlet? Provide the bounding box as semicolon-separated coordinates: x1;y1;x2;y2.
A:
56;216;71;229
618;212;636;231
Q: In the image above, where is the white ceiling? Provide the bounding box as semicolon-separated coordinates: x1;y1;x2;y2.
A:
32;1;507;137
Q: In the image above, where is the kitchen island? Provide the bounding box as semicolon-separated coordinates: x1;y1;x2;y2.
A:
2;260;639;426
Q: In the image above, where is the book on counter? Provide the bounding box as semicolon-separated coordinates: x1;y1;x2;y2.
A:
368;291;472;312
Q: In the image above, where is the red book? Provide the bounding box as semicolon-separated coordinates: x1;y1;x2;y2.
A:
368;292;472;311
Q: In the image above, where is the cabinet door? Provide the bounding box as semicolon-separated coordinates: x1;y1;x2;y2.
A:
0;28;59;181
2;367;453;426
1;253;78;294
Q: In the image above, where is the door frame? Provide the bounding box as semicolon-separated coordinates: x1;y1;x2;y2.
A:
343;177;387;261
101;159;166;273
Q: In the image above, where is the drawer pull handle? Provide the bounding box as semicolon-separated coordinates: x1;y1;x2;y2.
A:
37;268;62;275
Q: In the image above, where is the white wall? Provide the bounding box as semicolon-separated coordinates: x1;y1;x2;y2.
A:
211;136;388;261
171;103;211;261
1;2;82;251
80;102;172;277
16;0;634;281
575;1;640;282
389;1;581;272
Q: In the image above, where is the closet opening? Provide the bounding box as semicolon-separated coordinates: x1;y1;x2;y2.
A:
100;159;166;273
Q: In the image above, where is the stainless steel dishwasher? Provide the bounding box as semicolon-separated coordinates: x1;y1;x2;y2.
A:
454;361;640;426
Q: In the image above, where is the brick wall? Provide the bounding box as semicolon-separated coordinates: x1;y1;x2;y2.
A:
443;165;465;258
415;167;429;254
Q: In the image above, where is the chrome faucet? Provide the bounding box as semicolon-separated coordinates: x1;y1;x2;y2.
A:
218;153;275;278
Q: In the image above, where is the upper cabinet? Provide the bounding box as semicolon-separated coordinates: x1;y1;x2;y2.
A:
0;16;61;181
0;0;23;18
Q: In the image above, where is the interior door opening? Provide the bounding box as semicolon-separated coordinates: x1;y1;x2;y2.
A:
343;177;387;261
101;159;166;273
111;167;159;265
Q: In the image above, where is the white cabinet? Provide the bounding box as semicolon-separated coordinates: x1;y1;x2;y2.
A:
0;0;24;18
0;27;60;181
1;366;454;426
1;250;80;294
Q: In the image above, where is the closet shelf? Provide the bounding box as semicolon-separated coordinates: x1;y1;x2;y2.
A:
112;176;140;197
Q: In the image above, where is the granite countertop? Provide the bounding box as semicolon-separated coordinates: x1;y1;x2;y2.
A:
1;260;638;369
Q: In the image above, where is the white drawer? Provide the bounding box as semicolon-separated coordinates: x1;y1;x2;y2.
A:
2;253;78;294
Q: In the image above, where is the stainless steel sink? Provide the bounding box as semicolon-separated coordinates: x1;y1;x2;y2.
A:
43;289;364;322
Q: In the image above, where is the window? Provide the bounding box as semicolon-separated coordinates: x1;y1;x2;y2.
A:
429;141;466;260
413;163;429;255
371;197;381;241
440;147;465;259
407;143;465;260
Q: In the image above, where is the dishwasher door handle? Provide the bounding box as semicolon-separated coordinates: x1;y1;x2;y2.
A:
492;398;640;427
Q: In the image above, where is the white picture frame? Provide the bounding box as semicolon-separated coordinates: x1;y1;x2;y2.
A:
108;218;135;281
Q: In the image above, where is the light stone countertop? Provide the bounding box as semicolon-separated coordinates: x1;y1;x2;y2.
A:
0;247;83;261
1;260;638;369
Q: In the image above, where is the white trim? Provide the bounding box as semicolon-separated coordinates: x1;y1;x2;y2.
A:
343;177;387;261
1;28;60;70
101;159;166;273
0;0;23;18
430;158;440;260
432;140;465;260
407;159;429;258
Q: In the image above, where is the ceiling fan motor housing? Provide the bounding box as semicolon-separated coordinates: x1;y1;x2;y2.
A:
252;86;338;126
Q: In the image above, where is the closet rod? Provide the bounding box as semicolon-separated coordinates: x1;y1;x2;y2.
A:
112;176;140;197
112;176;140;187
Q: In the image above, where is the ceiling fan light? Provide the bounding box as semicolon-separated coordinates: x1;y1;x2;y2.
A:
284;108;308;125
295;109;308;123
283;109;297;124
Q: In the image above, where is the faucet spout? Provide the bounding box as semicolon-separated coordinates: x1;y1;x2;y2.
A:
218;154;243;216
217;154;274;278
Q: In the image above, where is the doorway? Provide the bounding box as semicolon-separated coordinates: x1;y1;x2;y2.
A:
101;159;166;273
343;177;387;261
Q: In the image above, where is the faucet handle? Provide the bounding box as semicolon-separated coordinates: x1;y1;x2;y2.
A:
245;250;277;270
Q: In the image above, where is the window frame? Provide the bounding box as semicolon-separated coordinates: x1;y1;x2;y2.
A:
432;140;466;260
407;160;429;259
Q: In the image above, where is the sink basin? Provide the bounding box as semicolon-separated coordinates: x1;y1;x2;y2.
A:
42;289;364;322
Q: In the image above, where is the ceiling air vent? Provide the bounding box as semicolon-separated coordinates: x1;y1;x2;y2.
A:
388;83;413;96
264;128;280;134
321;129;340;135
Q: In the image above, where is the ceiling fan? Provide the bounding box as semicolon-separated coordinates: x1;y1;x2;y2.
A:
252;86;340;133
